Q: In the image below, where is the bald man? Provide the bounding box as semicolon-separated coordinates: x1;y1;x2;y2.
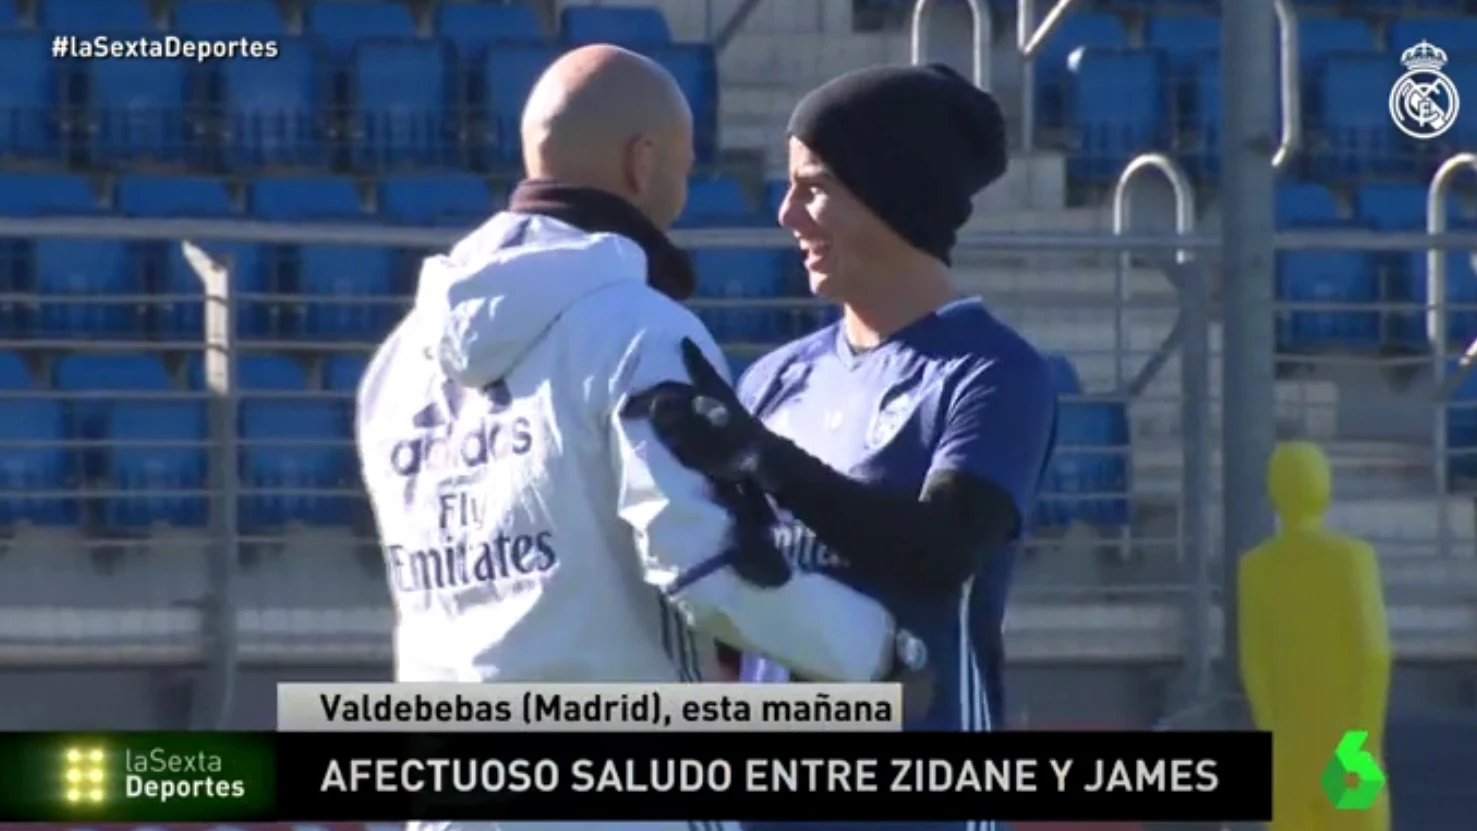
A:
356;46;921;830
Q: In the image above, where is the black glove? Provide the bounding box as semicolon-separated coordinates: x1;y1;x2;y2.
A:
622;338;770;482
711;479;791;589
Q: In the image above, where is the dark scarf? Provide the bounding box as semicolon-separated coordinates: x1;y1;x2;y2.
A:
507;179;696;301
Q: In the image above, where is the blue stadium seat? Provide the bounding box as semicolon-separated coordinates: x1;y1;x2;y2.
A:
294;245;397;340
1390;20;1477;56
0;174;96;215
1035;353;1083;528
1049;390;1130;529
304;0;417;61
691;250;788;344
34;239;141;339
1275;182;1340;226
0;352;29;388
1033;12;1128;129
52;352;173;478
1066;48;1168;182
1391;249;1477;352
1299;19;1375;69
480;44;559;166
650;44;718;164
0;33;61;161
680;176;758;227
1315;52;1411;180
220;38;327;170
0;0;15;27
240;399;350;527
158;240;270;340
115;175;233;217
560;5;671;48
173;0;285;37
763;179;788;218
1446;360;1477;482
322;352;366;432
249;176;365;221
1276;246;1379;352
1188;52;1221;178
1436;51;1477;154
377;173;492;225
1144;16;1218;73
0;401;74;528
85;57;191;166
1354;184;1460;231
436;1;544;57
39;0;152;33
185;352;305;391
102;401;207;530
349;40;454;170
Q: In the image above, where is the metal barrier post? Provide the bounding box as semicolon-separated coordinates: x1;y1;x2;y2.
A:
910;0;991;89
185;242;239;729
1111;154;1212;703
1271;0;1302;170
1016;0;1082;151
1426;154;1477;563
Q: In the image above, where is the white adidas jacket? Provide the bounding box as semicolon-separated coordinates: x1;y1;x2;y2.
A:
356;212;895;831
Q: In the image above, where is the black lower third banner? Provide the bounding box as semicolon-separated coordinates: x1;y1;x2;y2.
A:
277;731;1270;823
0;730;1270;823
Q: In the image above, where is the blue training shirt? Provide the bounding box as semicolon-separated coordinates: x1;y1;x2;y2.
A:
735;298;1054;831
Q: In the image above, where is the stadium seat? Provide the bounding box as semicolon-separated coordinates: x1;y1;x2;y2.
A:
249;176;366;221
240;399;350;527
293;245;397;341
1046;382;1130;528
102;401;208;530
1066;48;1168;182
650;44;719;164
85;56;191;166
0;0;15;27
52;352;173;479
1275;182;1340;226
173;0;285;37
0;33;62;161
1355;183;1460;231
1188;52;1221;178
0;400;75;528
0;174;97;215
1314;52;1413;181
1032;12;1128;129
1035;354;1083;528
0;352;30;388
114;175;233;217
322;352;366;433
377;173;492;225
691;250;789;344
1299;19;1375;70
1144;16;1218;74
34;238;141;339
762;180;788;218
1446;360;1477;483
435;1;544;58
304;0;417;61
680;176;758;227
1390;248;1477;352
1276;246;1380;352
1390;20;1477;56
185;352;306;391
349;40;455;171
560;5;671;48
479;44;559;166
157;239;270;340
220;38;327;170
39;0;152;33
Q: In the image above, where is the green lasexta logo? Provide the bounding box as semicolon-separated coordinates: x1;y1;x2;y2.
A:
1321;730;1386;810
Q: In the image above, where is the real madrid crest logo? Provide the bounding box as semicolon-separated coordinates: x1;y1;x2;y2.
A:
1389;40;1460;140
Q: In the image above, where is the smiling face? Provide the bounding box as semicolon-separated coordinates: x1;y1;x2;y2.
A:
775;136;895;301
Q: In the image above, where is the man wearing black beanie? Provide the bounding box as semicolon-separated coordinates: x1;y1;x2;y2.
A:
625;64;1058;829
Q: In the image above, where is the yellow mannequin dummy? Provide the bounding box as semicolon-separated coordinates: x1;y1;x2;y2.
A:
1239;441;1391;831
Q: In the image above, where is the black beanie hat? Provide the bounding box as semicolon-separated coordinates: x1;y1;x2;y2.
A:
787;63;1008;265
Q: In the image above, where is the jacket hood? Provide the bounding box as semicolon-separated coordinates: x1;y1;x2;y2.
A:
415;211;649;389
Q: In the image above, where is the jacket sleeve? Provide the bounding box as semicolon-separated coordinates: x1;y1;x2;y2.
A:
605;312;898;683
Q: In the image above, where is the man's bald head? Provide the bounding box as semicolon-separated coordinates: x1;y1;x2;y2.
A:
520;45;694;228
